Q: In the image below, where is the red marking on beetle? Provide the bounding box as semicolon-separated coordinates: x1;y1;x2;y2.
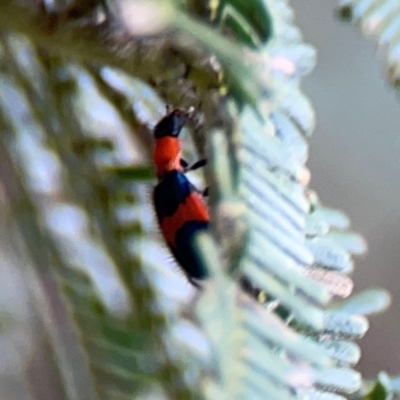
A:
160;192;209;247
153;136;183;178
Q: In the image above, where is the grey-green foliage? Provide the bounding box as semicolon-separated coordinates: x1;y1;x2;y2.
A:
0;37;198;399
0;1;393;400
194;2;390;399
337;0;400;90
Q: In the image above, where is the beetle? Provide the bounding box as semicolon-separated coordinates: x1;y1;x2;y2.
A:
152;108;209;286
152;108;266;300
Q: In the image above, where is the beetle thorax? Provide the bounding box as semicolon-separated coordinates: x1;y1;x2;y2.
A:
153;137;183;178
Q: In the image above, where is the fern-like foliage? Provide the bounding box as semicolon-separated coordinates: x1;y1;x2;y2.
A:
337;0;400;89
0;1;392;400
191;2;390;399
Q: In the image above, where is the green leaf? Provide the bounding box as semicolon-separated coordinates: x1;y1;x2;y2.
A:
212;0;273;47
330;289;392;315
365;380;390;400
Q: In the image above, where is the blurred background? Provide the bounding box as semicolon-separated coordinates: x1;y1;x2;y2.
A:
293;1;400;377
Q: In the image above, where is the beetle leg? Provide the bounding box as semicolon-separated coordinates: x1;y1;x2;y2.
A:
186;158;207;172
